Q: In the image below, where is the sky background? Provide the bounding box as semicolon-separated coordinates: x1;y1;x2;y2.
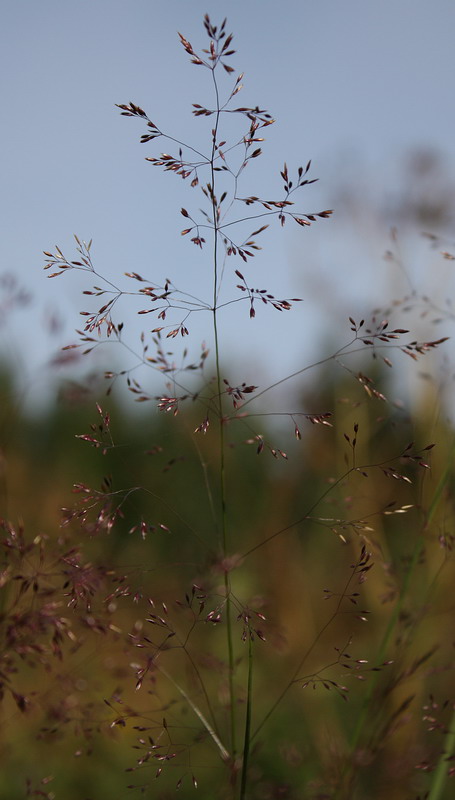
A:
2;0;455;414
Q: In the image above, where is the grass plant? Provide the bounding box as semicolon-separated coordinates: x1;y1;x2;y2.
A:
1;14;455;800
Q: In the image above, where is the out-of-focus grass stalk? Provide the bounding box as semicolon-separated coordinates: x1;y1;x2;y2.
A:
337;437;455;799
157;664;230;761
426;439;455;800
428;718;455;800
239;635;253;800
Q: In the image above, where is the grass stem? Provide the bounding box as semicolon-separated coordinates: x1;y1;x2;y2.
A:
210;65;236;760
239;635;253;800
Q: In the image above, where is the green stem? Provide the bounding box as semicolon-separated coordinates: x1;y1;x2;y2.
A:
214;300;236;759
428;713;455;800
210;66;236;759
239;635;253;800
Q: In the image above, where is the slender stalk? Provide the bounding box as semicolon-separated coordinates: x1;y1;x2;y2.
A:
210;65;236;759
252;563;357;741
428;713;455;800
181;638;221;736
239;635;253;800
157;663;230;762
213;301;236;758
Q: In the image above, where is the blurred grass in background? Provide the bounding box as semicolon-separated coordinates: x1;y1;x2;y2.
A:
1;346;454;799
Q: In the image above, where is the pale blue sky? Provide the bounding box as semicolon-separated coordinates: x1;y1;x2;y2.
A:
2;0;455;410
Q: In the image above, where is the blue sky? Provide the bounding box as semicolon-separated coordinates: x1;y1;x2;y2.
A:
2;0;455;412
